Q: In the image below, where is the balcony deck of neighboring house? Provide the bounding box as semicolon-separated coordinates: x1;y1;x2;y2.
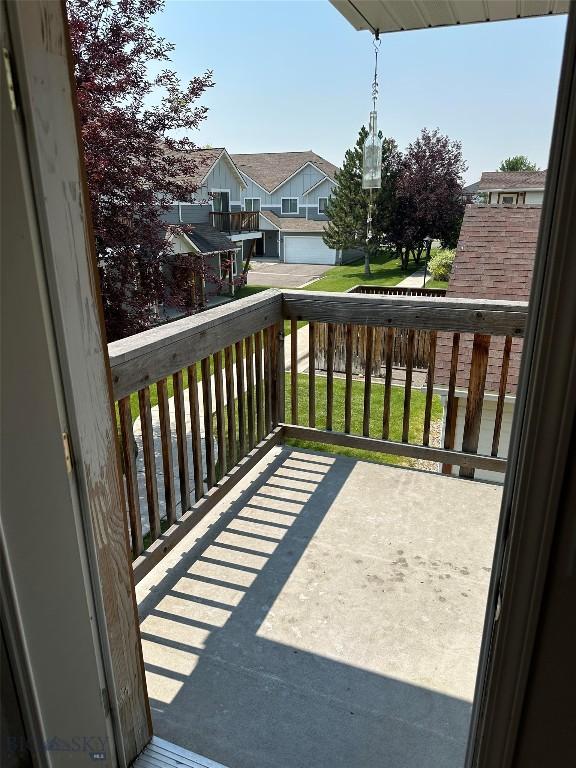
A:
209;210;260;236
108;288;525;768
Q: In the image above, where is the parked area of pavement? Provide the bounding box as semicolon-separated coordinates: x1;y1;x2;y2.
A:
246;259;332;289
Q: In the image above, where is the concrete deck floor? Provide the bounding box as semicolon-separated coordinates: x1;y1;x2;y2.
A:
136;447;502;768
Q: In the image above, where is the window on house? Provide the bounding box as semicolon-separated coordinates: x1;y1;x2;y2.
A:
244;198;261;212
281;198;298;214
212;191;230;212
318;197;328;214
499;193;517;204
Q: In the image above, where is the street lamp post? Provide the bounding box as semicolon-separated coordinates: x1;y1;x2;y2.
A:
423;236;433;288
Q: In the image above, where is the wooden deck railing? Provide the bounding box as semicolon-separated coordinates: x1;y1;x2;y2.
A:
348;285;447;297
108;288;528;582
210;210;260;234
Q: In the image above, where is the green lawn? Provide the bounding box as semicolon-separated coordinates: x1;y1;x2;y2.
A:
302;250;420;293
425;278;449;290
212;371;441;472
286;373;442;466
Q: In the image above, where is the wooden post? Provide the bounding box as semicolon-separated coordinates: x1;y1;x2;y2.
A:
460;334;491;479
4;2;151;759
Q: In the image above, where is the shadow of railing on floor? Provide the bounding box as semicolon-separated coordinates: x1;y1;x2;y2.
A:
138;448;473;768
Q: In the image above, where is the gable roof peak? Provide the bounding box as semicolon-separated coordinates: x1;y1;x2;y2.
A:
230;150;339;193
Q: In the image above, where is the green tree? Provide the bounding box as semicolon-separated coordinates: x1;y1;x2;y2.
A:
499;155;540;172
323;127;400;277
387;128;466;269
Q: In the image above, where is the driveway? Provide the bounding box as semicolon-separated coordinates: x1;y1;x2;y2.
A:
246;259;331;289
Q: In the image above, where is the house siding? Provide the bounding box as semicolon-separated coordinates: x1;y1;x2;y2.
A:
200;156;243;204
440;396;515;483
240;166;335;211
162;203;211;226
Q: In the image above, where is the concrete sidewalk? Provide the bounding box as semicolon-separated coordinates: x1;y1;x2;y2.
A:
396;265;428;288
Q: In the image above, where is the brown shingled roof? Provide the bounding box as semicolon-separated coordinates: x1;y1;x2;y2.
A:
230;151;338;193
435;205;540;395
260;210;328;233
478;170;546;191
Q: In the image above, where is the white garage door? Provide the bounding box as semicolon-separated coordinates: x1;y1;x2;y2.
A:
284;236;336;265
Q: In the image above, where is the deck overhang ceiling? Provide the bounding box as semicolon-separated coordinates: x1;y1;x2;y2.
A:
329;0;569;34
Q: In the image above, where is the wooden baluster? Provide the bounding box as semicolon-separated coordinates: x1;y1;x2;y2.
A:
402;329;415;443
275;321;285;426
213;351;227;477
460;334;491;479
138;386;160;541
309;322;316;428
118;397;143;557
363;325;374;437
245;335;255;450
172;371;190;515
224;346;236;466
235;340;246;457
422;331;437;447
157;378;176;525
344;324;353;434
382;327;394;439
201;356;216;489
255;330;264;442
291;318;298;424
492;335;512;457
270;324;278;427
326;322;335;431
188;364;204;501
263;326;272;434
442;332;461;474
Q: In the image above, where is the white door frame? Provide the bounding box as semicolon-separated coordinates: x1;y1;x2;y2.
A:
467;7;576;766
2;2;150;765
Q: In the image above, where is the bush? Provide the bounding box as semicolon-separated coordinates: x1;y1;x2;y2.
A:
428;249;455;282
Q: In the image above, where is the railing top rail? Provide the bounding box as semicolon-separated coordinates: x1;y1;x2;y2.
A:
109;288;282;400
108;288;528;400
281;290;528;337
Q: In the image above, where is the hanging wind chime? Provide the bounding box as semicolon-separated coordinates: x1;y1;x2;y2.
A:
362;31;383;256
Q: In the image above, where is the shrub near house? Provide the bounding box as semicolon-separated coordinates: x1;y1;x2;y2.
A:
428;249;455;281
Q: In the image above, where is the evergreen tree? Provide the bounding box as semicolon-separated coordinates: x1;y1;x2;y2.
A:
323;128;399;277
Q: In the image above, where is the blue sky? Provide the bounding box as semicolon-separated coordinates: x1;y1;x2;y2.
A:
152;0;567;183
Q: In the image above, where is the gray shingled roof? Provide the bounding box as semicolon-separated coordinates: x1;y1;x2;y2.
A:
230;151;338;193
434;204;541;395
260;211;328;233
185;224;237;255
478;170;546;191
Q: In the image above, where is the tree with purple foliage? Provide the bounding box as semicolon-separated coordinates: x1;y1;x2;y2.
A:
67;0;214;340
387;128;466;270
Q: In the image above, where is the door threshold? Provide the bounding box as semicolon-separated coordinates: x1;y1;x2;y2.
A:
134;736;230;768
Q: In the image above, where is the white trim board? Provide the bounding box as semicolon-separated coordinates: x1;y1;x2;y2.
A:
301;176;335;196
199;149;247;190
134;736;230;768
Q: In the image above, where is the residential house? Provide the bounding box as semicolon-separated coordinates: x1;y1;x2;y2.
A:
478;170;546;204
434;204;541;481
231;151;360;265
162;148;262;303
462;179;481;203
